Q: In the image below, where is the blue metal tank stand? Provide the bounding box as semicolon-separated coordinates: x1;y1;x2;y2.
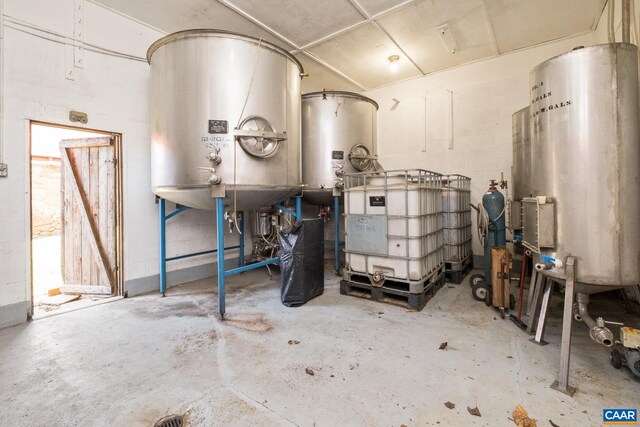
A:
158;197;241;297
334;195;341;274
215;196;302;318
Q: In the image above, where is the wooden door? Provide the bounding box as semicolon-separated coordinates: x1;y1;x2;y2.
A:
60;137;117;295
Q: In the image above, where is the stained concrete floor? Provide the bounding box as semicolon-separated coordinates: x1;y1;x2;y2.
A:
1;267;639;427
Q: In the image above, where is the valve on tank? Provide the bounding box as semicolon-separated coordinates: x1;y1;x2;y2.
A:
206;147;222;165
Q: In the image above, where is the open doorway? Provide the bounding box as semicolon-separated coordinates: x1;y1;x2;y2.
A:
30;122;123;317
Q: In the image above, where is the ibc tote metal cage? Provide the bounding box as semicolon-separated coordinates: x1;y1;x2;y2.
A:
442;174;473;283
341;169;445;297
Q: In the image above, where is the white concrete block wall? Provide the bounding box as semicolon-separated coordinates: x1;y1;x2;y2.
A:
0;0;628;327
0;0;242;327
364;32;600;256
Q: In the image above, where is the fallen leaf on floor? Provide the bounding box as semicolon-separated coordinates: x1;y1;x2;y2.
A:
507;356;513;359
439;342;448;350
400;424;407;427
494;317;497;320
305;368;314;376
468;406;481;417
444;402;455;409
288;339;300;345
378;311;384;315
549;421;559;427
513;404;537;426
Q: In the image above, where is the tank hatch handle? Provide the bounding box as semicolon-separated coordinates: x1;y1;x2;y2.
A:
233;129;287;141
348;144;377;171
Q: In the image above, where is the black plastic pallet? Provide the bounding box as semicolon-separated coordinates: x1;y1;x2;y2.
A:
340;273;443;311
445;257;474;284
343;265;445;294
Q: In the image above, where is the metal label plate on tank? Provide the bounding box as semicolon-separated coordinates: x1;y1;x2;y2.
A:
369;196;385;207
346;214;388;255
332;150;344;160
208;120;228;134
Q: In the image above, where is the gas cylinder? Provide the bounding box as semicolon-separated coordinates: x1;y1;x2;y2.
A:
483;180;506;282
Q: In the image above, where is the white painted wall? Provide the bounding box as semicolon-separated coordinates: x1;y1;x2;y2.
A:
1;0;633;326
0;0;242;326
364;32;602;256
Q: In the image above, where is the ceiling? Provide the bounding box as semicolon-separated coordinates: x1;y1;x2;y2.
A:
95;0;607;92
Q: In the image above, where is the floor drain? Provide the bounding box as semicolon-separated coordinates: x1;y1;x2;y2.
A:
154;414;184;427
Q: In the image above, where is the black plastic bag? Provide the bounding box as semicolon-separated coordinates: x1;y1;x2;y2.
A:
280;219;324;306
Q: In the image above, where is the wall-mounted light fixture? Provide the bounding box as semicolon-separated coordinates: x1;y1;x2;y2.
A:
388;55;400;72
436;23;457;54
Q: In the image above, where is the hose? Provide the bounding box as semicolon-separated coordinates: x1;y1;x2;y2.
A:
475;202;505;248
476;202;489;248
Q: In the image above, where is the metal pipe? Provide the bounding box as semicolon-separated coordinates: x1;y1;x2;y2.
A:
275;204;298;219
239;211;245;267
334;195;340;273
623;0;631;43
159;198;167;296
224;257;280;276
165;206;189;220
166;246;241;262
576;293;614;347
0;0;4;166
295;196;302;221
576;293;596;328
535;262;554;271
216;198;226;317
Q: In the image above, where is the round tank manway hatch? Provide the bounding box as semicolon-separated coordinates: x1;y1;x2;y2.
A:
349;144;373;172
236;116;282;158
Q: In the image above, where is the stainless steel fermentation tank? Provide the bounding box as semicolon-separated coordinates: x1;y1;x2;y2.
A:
301;91;378;206
148;30;304;210
527;43;640;293
511;107;531;202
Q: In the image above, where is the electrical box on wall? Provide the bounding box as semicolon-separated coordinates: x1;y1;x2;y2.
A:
0;163;7;177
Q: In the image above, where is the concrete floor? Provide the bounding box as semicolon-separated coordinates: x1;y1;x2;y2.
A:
0;266;638;427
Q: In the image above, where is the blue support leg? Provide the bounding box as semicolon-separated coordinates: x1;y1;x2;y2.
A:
216;198;226;318
295;196;302;221
159;198;167;296
334;195;340;274
239;211;245;267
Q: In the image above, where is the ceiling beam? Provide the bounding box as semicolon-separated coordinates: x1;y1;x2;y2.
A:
218;0;369;90
294;20;368;53
481;0;501;55
296;0;420;52
217;0;301;49
300;51;367;90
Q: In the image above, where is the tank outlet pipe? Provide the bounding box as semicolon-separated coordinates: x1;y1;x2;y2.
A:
576;293;614;347
534;255;563;271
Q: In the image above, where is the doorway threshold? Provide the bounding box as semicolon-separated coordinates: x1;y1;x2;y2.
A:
33;295;124;320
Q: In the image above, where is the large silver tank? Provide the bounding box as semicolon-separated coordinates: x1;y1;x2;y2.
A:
529;43;640;291
148;30;304;210
511;106;530;201
301;91;378;206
